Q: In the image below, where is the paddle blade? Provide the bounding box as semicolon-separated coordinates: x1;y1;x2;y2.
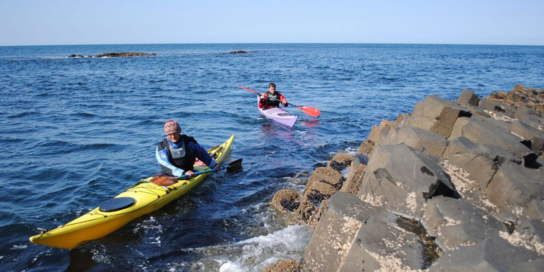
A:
237;86;259;95
299;106;321;118
225;158;243;173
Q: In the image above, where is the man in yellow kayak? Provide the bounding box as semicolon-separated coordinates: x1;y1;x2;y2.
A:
156;120;221;178
258;82;288;109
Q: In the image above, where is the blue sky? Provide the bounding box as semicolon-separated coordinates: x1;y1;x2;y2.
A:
1;0;543;46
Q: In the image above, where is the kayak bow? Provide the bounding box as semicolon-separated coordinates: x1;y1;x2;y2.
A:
29;134;235;249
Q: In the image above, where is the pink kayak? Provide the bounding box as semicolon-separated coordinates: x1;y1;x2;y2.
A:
257;97;298;127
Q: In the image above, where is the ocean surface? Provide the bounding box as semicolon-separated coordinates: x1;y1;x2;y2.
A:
0;43;543;272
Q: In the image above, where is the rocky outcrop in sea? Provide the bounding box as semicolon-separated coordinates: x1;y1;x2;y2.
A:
265;85;544;272
68;52;156;58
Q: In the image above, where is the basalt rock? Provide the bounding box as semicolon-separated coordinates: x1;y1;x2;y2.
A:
269;85;544;272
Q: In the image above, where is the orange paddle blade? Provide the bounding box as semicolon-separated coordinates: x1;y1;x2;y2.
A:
299;106;321;118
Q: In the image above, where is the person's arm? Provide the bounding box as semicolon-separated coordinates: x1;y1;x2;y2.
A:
258;92;268;108
278;92;288;107
155;147;185;177
190;142;221;172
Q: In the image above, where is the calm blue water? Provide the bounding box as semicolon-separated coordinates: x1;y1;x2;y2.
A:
1;43;543;272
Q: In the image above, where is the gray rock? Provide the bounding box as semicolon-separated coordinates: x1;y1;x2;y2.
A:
460;118;537;167
486;162;544;220
300;192;394;272
384;126;448;158
449;152;499;190
509;258;544;272
526;199;544;220
408;95;472;138
444;136;478;158
367;119;394;144
457;89;480;107
339;220;424;271
421;196;506;251
449;117;472;140
428;236;540;272
512;219;544;255
510;120;544;155
340;154;367;195
358;144;458;219
479;98;516;117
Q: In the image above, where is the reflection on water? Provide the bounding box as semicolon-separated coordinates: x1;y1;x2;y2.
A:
301;119;320;127
260;123;295;142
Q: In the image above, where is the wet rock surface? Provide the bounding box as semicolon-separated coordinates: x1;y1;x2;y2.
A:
269;85;544;271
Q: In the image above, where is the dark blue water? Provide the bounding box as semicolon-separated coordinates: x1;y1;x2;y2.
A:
1;44;543;272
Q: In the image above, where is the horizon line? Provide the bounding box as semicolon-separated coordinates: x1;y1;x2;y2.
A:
1;42;544;48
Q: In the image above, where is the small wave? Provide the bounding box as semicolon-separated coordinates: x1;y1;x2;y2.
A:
216;225;313;272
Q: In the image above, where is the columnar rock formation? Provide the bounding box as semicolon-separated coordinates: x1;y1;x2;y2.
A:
266;85;544;272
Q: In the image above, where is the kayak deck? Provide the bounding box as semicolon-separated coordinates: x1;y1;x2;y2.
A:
29;134;235;249
257;97;297;127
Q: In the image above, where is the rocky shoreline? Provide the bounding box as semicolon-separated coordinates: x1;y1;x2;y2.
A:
266;85;544;271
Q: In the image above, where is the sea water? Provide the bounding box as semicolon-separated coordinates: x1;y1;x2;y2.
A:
1;43;543;271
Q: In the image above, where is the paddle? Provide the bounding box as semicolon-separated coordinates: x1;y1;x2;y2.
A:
150;159;243;186
180;158;243;179
236;85;321;118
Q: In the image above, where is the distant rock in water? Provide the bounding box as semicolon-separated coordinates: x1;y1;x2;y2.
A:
230;50;248;54
68;52;157;58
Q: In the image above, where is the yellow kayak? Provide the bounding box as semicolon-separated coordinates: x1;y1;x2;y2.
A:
30;134;235;249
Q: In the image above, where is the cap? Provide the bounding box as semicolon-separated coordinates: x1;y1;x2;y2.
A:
164;120;181;135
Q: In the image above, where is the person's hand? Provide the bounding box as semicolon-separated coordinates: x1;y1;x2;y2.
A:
184;170;195;178
282;102;288;107
214;165;221;172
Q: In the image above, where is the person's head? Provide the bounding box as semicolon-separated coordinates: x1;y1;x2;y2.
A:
164;120;181;143
268;83;276;93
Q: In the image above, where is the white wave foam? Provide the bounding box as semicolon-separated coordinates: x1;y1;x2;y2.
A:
217;224;313;272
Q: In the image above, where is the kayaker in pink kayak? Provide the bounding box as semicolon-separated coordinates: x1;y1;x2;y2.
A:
258;82;288;109
156;120;221;178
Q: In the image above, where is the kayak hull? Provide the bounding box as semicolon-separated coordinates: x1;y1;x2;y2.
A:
29;134;235;249
257;97;297;127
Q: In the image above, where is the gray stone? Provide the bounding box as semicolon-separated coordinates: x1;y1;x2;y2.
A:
457;89;480;107
486;162;544;220
460;118;536;166
358;144;458;219
509;258;544;272
526;199;544;220
367;119;394;144
513;219;544;255
428;236;540;272
444;137;478;158
449;152;499;190
339;220;424;271
515;106;544;131
473;143;521;165
420;196;506;251
340;154;367;195
510;120;544;155
408;95;472;138
300;192;394;272
515;105;541;119
384;126;448;158
479;98;516;117
449;117;471;140
300;204;359;272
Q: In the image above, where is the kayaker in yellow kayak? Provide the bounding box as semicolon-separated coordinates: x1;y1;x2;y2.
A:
258;82;288;109
156;120;221;178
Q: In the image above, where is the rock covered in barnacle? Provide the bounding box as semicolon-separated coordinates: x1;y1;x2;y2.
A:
269;85;544;272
